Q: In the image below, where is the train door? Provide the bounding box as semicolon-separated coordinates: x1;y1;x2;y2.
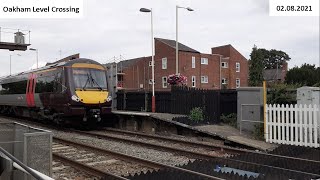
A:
26;74;36;107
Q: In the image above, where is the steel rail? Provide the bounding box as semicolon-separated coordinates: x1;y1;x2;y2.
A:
53;153;128;180
2;116;318;177
103;127;244;153
103;128;320;164
74;130;233;160
53;137;224;180
74;130;320;177
3;115;318;163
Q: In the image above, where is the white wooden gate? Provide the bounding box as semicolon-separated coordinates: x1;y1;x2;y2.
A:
266;104;319;148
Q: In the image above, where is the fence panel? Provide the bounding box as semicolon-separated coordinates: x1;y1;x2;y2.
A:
266;104;319;148
116;87;237;124
220;90;237;116
171;86;220;123
154;91;171;113
116;91;125;110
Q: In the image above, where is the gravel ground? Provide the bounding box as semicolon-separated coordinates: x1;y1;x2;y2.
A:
54;131;194;167
90;130;231;157
0;116;233;179
52;160;98;180
1;117;196;177
52;142;155;176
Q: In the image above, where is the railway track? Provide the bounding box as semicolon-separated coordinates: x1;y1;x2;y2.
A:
73;128;320;178
53;137;224;180
2;116;319;179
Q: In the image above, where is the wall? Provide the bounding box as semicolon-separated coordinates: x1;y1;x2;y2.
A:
212;45;249;89
114;42;249;91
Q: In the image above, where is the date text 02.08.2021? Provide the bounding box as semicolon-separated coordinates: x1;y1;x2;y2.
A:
276;6;312;11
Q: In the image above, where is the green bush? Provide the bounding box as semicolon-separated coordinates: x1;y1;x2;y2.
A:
220;113;237;128
267;83;298;105
188;107;204;122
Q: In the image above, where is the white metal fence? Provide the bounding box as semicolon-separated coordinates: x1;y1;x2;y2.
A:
266;104;319;148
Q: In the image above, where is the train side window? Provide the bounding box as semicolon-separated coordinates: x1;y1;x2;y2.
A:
35;76;53;93
35;77;46;93
45;76;54;92
54;72;63;93
0;81;27;94
0;84;8;94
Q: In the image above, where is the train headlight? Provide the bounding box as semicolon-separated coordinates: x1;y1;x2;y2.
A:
106;96;112;102
71;95;80;102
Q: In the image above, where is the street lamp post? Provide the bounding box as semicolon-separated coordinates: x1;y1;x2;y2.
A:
140;7;156;113
29;48;38;68
9;54;21;76
176;5;193;74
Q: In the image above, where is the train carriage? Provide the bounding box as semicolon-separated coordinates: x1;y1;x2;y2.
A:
0;58;112;125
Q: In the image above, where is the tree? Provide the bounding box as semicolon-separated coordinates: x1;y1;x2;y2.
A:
249;45;264;86
263;49;290;69
285;63;320;86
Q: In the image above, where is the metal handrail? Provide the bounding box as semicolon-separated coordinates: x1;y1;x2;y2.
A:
0;26;31;44
0;147;53;180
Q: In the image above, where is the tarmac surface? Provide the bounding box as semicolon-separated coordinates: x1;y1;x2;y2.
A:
112;110;278;151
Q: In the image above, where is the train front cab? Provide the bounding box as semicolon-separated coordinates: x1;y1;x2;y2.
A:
66;62;112;124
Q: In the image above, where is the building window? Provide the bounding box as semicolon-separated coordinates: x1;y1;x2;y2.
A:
162;76;167;88
221;78;227;84
191;76;196;87
236;78;240;88
221;62;228;68
201;58;208;65
236;62;240;72
192;56;195;68
201;76;208;83
162;57;167;69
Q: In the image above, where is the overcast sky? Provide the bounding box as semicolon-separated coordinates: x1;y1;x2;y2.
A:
0;0;319;76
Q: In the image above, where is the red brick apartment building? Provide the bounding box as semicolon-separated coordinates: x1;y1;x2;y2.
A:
106;38;248;91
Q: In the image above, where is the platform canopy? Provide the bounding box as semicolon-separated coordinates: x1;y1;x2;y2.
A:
0;42;31;51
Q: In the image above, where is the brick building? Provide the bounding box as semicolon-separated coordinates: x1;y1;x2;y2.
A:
105;38;248;91
263;62;288;83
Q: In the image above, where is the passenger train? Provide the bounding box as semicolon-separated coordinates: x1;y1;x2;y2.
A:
0;58;112;125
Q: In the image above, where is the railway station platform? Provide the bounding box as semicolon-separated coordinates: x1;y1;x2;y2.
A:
112;110;277;151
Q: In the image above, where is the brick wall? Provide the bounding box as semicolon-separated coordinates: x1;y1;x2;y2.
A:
117;40;248;91
212;45;248;89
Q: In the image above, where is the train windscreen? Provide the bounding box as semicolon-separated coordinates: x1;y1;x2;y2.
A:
73;68;107;90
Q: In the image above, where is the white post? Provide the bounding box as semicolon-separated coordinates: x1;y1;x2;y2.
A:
281;104;284;143
266;104;269;142
285;104;289;141
175;5;179;75
299;104;303;146
314;104;318;147
290;104;294;145
275;104;278;143
151;9;156;113
140;7;156;112
303;104;307;146
272;104;275;143
308;104;313;146
294;104;301;144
